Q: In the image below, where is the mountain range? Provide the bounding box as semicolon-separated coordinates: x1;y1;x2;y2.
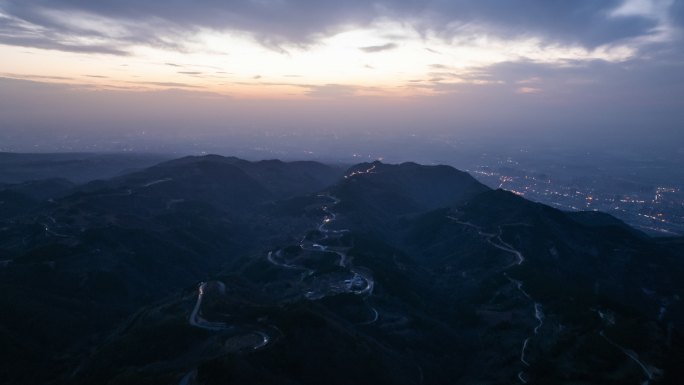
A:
0;154;681;385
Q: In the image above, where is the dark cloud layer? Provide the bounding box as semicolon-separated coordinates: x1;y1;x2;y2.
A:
672;0;684;25
424;0;658;46
0;0;678;54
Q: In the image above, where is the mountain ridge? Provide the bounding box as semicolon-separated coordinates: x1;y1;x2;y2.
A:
0;154;681;385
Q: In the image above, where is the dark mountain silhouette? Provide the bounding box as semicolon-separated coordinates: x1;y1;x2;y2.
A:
567;210;649;238
331;161;489;234
0;155;681;385
0;178;76;218
1;178;75;200
0;152;172;184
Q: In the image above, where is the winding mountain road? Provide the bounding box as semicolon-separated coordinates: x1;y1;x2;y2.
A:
267;193;374;300
188;282;229;331
447;216;543;383
600;330;658;385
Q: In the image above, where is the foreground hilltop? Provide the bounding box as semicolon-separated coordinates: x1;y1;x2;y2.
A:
0;155;682;385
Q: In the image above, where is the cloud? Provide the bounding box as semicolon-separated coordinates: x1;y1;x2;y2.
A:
126;80;200;88
0;14;130;55
303;84;361;98
516;87;542;94
0;73;74;82
0;0;682;119
0;3;187;55
672;0;684;26
426;0;661;47
0;0;678;55
359;43;398;53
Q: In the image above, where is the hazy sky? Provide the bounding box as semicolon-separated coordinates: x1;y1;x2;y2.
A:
0;0;683;156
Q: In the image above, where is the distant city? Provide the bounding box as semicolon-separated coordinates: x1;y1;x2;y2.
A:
465;155;684;237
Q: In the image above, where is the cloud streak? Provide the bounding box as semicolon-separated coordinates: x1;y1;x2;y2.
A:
360;43;398;53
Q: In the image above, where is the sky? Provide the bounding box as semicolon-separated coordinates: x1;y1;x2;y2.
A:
0;0;683;158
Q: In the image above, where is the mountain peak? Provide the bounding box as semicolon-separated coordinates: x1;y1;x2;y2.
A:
335;161;490;224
